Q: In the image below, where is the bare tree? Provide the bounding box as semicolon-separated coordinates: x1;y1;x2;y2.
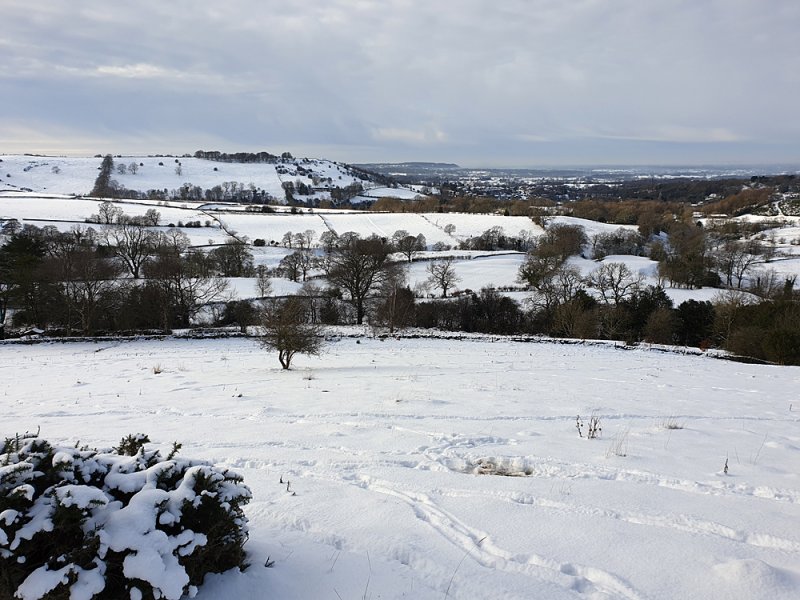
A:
535;223;588;260
319;231;338;254
326;234;396;324
102;218;156;278
393;230;425;262
545;266;585;307
210;241;254;277
96;201;122;225
255;264;273;297
517;252;564;291
586;262;643;304
279;252;302;282
63;249;122;334
373;268;414;333
128;162;139;175
426;257;460;298
258;295;323;369
521;256;584;310
144;248;230;329
718;239;762;288
142;209;161;227
293;230;315;250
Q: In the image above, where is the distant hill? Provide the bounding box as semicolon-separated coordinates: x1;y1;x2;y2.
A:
0;153;393;205
356;162;461;170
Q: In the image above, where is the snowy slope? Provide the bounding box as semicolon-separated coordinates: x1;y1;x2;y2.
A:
423;213;546;240
2;336;798;600
0;155;370;200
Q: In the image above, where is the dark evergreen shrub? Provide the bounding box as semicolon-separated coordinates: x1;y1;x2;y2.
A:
0;433;251;600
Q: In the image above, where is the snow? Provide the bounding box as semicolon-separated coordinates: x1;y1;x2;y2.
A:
2;335;799;599
352;186;424;203
408;253;527;294
549;215;639;239
0;155;368;201
423;213;545;241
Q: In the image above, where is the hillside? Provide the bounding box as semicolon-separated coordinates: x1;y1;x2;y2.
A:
0;154;407;204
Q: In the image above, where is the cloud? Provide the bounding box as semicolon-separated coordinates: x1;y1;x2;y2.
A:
372;127;447;145
1;0;798;164
590;126;746;145
94;63;176;79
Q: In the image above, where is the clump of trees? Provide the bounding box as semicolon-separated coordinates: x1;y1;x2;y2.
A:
0;204;250;335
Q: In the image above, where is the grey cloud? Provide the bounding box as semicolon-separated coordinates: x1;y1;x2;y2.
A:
1;0;798;165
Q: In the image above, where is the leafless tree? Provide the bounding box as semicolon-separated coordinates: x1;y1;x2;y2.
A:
586;262;643;304
63;249;122;334
144;249;230;329
96;201;122;225
210;241;254;277
518;252;564;291
102;217;156;278
426;257;460;298
393;230;425;262
319;231;338;254
374;269;414;333
535;223;588;260
724;240;762;288
142;209;161;227
255;265;273;297
326;234;397;324
293;230;315;250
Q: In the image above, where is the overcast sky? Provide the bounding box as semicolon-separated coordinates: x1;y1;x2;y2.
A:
2;1;798;167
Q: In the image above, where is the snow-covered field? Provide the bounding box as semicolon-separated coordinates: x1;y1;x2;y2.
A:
3;336;799;599
0;191;542;249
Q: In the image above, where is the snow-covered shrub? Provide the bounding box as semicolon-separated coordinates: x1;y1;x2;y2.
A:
0;433;251;600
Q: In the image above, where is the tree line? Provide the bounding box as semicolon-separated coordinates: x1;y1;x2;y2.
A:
2;208;798;364
0;211;257;336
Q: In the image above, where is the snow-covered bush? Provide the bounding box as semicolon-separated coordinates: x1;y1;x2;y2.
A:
0;433;251;600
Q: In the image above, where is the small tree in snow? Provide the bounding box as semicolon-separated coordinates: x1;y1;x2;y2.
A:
258;295;323;369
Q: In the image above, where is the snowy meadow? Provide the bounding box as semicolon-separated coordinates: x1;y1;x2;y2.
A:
3;335;799;599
